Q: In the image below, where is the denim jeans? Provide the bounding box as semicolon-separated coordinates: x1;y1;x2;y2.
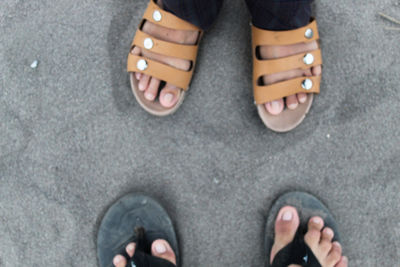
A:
163;0;313;31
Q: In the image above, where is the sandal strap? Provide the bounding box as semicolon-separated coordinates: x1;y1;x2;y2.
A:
143;0;200;31
254;76;320;105
132;30;199;61
254;49;322;77
252;19;319;46
252;19;322;104
127;54;193;90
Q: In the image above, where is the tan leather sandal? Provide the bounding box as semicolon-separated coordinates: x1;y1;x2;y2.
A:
252;19;322;132
127;0;202;116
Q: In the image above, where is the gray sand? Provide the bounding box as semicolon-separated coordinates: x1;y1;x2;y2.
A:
1;0;399;266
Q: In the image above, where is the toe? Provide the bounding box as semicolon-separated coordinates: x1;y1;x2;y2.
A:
326;242;343;266
308;216;324;231
144;77;160;101
304;217;324;249
312;65;322;76
270;206;300;264
318;227;334;256
159;84;180;108
265;99;284;115
297;93;307;104
135;72;142;80
321;227;334;243
335;256;348;267
139;74;151;92
113;255;127;267
286;95;298;110
131;46;141;56
125;242;136;258
151;239;177;265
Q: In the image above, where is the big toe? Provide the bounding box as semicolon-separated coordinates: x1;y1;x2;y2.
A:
265;99;284;115
270;206;300;264
159;84;180;108
151;239;177;265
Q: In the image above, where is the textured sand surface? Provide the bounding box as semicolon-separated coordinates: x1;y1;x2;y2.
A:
1;0;399;266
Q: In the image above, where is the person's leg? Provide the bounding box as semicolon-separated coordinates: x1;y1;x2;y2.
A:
245;0;312;31
246;0;322;116
132;0;222;109
163;0;223;31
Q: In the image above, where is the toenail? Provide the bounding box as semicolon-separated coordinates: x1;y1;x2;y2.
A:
343;256;348;263
324;228;334;236
282;210;293;221
145;92;154;100
271;100;281;110
155;242;166;254
312;217;322;224
288;103;298;109
299;96;307;103
127;243;135;252
113;255;123;264
139;84;145;91
164;93;173;103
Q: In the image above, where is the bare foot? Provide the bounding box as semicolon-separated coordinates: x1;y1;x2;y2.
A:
259;41;322;115
131;1;199;108
270;207;348;267
112;239;176;267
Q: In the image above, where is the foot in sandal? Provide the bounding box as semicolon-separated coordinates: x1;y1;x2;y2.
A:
127;0;202;116
113;239;177;267
252;20;323;132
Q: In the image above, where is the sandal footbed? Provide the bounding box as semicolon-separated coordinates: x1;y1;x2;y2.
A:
257;94;314;133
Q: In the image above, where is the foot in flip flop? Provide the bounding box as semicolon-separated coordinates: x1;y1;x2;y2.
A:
97;194;180;267
128;0;202;115
269;206;348;267
113;239;176;267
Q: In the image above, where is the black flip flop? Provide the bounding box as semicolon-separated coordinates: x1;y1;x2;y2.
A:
97;193;179;267
265;191;341;267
